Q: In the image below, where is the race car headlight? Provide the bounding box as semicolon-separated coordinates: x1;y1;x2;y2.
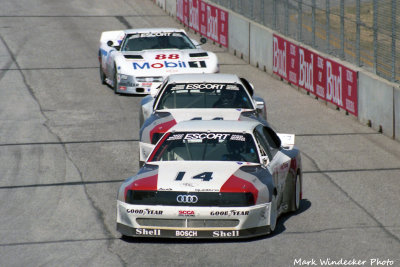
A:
119;74;130;80
136;77;163;83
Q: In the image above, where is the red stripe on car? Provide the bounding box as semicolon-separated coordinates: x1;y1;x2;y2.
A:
220;175;259;203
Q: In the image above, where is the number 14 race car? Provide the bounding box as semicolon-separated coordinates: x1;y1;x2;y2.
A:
98;28;219;95
117;120;302;239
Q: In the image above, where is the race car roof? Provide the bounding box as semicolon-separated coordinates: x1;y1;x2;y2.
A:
123;28;186;34
168;120;260;133
166;73;242;84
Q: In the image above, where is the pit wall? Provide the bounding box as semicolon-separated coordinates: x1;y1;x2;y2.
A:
152;0;400;142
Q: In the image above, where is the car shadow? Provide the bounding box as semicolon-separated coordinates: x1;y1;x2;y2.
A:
120;199;311;244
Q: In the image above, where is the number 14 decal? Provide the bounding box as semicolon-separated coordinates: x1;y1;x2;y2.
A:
175;171;213;181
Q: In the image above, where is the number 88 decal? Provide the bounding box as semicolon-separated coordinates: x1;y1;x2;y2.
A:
155;54;180;60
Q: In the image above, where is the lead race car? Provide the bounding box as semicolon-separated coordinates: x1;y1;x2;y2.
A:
98;28;219;94
117;120;302;239
139;73;267;165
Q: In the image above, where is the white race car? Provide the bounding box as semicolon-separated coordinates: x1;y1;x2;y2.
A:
98;28;219;94
138;73;267;165
117;120;302;239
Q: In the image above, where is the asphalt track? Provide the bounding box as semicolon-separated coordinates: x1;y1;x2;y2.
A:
0;0;399;266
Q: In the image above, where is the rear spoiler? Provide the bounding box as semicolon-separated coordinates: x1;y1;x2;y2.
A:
100;30;125;46
277;133;295;149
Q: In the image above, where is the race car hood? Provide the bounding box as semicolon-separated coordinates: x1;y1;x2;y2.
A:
140;109;258;144
119;162;271;204
116;49;219;77
166;108;252;122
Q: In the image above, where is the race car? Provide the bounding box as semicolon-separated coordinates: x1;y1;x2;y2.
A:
117;120;302;239
139;73;267;165
98;28;219;95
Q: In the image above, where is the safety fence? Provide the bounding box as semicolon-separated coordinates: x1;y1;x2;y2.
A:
210;0;400;83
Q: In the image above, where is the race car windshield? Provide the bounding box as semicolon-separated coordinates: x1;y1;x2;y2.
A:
156;83;254;109
149;132;260;163
121;32;196;51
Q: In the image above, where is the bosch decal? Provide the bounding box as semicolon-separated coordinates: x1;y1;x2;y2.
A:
176;230;198;237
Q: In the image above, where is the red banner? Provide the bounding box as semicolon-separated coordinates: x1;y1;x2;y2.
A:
189;0;200;32
325;59;358;116
273;35;298;86
178;0;228;47
273;34;358;116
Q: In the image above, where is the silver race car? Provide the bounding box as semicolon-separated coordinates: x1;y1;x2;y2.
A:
98;28;219;95
139;73;267;165
117;120;302;239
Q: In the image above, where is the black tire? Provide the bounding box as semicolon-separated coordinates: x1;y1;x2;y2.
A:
269;194;277;233
291;173;301;212
113;67;119;94
99;65;106;85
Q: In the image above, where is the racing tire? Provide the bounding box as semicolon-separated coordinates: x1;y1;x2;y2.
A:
99;64;106;85
291;173;301;212
113;67;119;94
269;194;277;233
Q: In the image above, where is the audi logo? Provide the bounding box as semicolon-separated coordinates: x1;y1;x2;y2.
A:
176;195;199;204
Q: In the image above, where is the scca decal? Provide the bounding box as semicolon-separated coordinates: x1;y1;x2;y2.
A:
133;61;187;69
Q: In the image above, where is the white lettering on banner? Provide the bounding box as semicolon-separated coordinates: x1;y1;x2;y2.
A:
318;56;324;68
139;32;172;37
185;84;225;90
273;37;287;78
346;69;353;83
326;62;343;106
184;133;230;140
316;84;325;98
189;0;199;31
346;99;355;113
207;6;218;41
298;49;314;92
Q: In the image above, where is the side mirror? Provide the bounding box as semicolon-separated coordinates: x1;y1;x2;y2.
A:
107;40;114;47
260;156;269;166
200;37;207;44
256;101;264;111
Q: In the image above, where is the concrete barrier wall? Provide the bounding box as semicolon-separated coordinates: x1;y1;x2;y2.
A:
395;87;400;141
249;23;274;74
156;0;399;141
164;0;176;17
358;72;394;136
228;12;250;63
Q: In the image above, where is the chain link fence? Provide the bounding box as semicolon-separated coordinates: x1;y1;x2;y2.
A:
210;0;399;83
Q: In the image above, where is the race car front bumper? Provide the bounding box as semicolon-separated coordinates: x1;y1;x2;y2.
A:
117;201;273;239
